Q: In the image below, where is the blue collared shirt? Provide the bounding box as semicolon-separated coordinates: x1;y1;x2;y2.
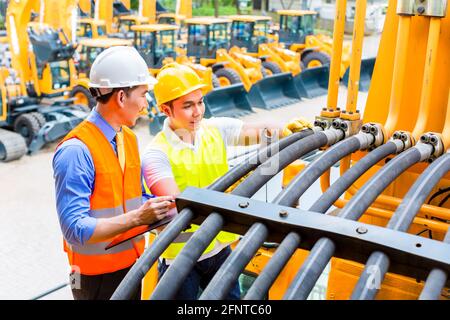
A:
53;109;149;246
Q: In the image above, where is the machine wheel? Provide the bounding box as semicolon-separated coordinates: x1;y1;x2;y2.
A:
29;112;46;128
13;113;41;146
300;61;306;71
260;66;268;78
214;68;241;87
0;129;27;162
262;61;282;75
69;85;96;110
302;51;331;68
212;74;221;88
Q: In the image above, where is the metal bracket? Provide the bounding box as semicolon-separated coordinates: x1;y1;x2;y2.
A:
176;187;450;286
331;118;362;138
397;0;448;17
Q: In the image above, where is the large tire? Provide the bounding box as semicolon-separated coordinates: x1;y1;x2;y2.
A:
0;129;27;162
302;51;331;69
29;112;46;128
13;113;41;146
214;68;242;87
69;85;96;110
212;74;221;88
300;61;306;71
262;61;282;75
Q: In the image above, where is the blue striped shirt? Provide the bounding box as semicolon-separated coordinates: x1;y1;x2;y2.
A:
53;109;149;246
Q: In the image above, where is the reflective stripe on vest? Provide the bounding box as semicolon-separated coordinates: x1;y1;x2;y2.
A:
58;121;145;275
151;124;239;260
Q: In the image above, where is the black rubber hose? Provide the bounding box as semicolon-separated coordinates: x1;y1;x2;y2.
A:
210;130;314;192
194;132;331;299
111;130;312;299
352;153;450;300
244;232;301;300
111;209;194;299
243;141;396;300
233;131;329;197
150;132;328;300
420;228;450;300
199;133;359;300
283;146;430;300
310;141;399;213
273;134;361;206
199;222;269;299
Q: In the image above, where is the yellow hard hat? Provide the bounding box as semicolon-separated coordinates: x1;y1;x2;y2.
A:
154;62;206;106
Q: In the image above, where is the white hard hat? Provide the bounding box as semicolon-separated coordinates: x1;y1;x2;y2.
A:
88;46;157;95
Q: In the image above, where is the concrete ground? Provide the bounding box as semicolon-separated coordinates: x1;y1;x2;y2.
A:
0;35;379;300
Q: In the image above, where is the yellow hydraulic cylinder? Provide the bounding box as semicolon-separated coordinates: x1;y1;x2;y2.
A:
177;0;192;19
325;0;347;116
140;0;156;23
343;0;367;118
412;17;443;140
442;90;450;150
383;15;412;137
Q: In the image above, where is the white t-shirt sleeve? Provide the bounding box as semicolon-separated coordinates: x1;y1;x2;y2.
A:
141;146;174;190
204;117;243;146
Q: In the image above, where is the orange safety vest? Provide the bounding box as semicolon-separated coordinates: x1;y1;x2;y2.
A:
57;121;145;275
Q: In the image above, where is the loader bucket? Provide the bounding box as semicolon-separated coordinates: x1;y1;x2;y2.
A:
342;57;376;92
293;65;330;99
247;73;301;109
203;83;253;118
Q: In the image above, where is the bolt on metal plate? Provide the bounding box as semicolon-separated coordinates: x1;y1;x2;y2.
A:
239;202;249;208
356;226;368;234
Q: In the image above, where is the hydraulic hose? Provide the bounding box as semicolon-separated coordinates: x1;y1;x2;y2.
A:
244;232;301;300
419;230;450;300
111;131;312;299
150;131;328;300
282;144;433;300
310;141;400;213
232;131;329;197
273;133;364;206
199;223;269;300
352;153;450;300
244;139;396;300
199;132;363;299
210;130;313;192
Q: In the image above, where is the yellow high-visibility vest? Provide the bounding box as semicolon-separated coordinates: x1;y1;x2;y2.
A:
150;124;239;260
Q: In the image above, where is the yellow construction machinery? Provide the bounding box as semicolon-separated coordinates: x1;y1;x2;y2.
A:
0;0;89;160
109;0;449;301
228;14;329;99
277;9;351;79
184;17;303;110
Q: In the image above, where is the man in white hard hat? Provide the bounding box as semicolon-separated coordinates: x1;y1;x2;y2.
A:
52;46;174;300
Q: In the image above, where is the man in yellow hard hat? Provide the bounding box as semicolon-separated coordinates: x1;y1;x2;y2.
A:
141;62;311;299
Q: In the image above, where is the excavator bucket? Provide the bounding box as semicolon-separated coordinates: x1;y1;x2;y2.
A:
293;65;330;99
342;57;376;92
203;83;253;118
247;72;301;109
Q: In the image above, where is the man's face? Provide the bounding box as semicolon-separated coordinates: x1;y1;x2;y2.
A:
118;85;149;127
162;89;205;132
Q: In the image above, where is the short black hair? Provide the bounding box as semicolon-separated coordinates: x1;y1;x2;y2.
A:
90;86;136;104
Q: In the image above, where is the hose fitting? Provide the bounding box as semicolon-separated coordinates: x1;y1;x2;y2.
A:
360;122;386;149
331;118;362;138
390;130;415;153
418;132;445;161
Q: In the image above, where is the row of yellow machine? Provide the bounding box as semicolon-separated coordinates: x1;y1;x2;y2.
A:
0;0;366;162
